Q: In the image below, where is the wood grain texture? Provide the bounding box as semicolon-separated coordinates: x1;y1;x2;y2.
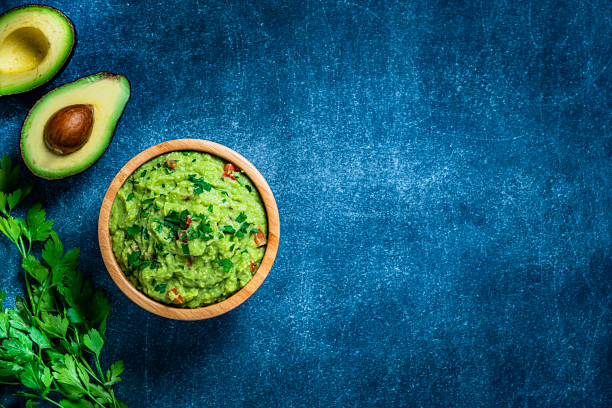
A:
97;139;280;320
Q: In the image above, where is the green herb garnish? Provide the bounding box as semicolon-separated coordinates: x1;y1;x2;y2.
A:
0;156;130;406
188;174;212;195
126;225;141;238
163;161;175;174
126;192;135;201
164;210;190;231
128;250;142;266
222;225;236;234
154;283;167;293
213;258;233;272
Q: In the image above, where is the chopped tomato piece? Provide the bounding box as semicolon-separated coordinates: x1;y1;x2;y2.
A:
222;163;237;180
166;160;177;169
249;260;257;272
169;287;183;304
186;215;192;226
253;226;267;247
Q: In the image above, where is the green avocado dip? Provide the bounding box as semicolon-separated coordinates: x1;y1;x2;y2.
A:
109;151;268;307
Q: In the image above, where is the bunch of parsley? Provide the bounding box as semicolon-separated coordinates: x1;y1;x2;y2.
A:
0;156;125;408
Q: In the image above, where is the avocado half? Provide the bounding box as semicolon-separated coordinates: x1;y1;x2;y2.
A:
0;5;75;96
21;73;131;179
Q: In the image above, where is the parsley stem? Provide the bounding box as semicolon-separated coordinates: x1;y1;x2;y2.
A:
33;276;51;318
21;264;36;315
94;354;121;406
94;354;105;380
79;355;108;388
43;396;66;408
80;356;123;408
78;356;99;378
17;393;64;408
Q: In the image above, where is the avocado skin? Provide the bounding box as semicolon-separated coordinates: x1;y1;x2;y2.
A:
0;4;76;96
20;73;132;180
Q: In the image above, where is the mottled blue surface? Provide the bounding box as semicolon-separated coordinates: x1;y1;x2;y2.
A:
1;0;611;406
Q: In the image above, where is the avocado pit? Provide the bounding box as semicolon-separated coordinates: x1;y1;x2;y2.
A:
44;104;94;155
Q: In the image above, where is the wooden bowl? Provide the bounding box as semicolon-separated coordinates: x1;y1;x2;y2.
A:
98;139;280;320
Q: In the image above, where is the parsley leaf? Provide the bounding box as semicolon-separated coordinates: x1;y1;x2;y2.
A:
128;251;142;267
105;360;124;386
222;225;236;234
26;203;54;242
83;328;104;356
126;225;141;238
188;174;212;195
213;258;233;272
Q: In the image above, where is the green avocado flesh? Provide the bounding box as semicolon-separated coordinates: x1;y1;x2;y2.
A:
21;73;130;179
109;152;268;308
0;5;74;95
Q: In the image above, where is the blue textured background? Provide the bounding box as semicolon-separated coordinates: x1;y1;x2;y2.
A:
1;0;611;406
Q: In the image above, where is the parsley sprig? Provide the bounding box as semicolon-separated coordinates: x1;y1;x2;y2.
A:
0;156;125;408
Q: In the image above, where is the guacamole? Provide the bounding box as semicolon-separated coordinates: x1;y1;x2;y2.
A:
109;151;267;307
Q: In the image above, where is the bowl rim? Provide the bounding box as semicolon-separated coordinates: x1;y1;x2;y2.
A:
97;139;280;320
